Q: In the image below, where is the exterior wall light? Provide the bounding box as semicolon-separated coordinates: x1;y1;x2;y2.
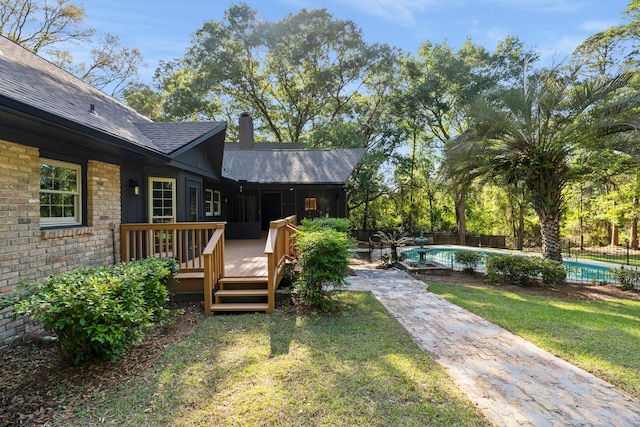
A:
129;179;140;196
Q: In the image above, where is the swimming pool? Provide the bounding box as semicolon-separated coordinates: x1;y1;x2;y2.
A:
400;246;618;284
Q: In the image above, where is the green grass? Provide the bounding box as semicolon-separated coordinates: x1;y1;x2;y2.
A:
574;253;640;267
67;293;489;426
427;281;640;399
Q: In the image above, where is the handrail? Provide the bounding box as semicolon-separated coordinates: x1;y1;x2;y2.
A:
265;215;297;313
121;221;226;315
203;224;225;315
120;222;225;270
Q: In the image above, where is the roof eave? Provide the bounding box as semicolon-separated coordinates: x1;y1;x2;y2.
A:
0;95;171;161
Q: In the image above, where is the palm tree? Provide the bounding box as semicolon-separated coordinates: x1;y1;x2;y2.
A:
442;64;639;261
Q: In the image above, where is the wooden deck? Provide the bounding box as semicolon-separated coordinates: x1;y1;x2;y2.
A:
121;217;297;314
224;239;268;277
177;239;267;277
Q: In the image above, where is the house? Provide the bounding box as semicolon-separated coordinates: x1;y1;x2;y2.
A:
0;35;228;350
0;36;364;350
221;113;365;238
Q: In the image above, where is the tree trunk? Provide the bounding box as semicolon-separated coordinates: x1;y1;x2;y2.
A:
361;187;370;231
632;196;639;249
539;211;562;261
455;187;467;246
518;203;525;251
611;222;619;247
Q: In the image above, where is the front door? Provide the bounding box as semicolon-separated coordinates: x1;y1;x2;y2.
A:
261;192;282;231
186;180;202;257
186;180;201;222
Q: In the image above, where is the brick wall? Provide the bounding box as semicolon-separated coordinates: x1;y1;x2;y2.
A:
0;140;121;352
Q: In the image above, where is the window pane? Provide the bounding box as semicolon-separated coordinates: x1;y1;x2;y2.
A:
149;178;176;223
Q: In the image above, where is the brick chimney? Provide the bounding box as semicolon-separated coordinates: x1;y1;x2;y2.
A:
238;112;254;150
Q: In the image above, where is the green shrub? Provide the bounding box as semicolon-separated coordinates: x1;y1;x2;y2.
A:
11;258;176;364
615;268;640;291
298;216;351;233
485;254;565;286
454;251;485;272
535;258;567;285
293;228;351;310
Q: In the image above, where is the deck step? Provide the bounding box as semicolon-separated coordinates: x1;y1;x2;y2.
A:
209;302;269;313
218;276;268;290
219;276;268;284
215;289;268;297
175;271;204;279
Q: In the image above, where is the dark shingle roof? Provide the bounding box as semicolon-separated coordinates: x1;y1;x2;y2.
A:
222;145;365;184
0;36;224;156
135;122;225;154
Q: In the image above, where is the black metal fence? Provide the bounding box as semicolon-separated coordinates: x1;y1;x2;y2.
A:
398;243;635;286
357;230;640;285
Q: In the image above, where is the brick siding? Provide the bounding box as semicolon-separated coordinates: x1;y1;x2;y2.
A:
0;140;121;352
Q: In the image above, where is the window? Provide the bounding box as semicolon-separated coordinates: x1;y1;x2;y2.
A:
304;197;317;211
39;159;82;227
205;189;221;216
149;177;176;223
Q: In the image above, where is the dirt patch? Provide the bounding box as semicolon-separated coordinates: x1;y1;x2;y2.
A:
0;303;202;426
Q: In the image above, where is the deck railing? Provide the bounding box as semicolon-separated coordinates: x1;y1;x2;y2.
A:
203;224;225;314
265;215;298;313
120;222;226;272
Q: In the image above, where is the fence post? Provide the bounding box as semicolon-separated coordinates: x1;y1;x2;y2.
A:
627;241;630;266
566;239;571;258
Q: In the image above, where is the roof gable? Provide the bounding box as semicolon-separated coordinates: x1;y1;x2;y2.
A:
135;122;225;155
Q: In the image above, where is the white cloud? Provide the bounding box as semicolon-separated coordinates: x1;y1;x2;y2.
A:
580;20;618;32
538;34;585;62
339;0;441;27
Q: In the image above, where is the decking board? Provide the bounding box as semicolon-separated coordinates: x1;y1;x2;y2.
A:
224;239;268;277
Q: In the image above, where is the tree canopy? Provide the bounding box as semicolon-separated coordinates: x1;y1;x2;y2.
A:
0;0;144;96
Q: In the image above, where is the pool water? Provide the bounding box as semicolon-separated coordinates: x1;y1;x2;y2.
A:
400;247;617;284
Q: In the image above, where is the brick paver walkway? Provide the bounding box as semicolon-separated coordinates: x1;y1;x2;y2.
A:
347;268;640;427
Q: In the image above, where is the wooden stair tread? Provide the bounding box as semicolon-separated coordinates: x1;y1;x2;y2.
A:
219;276;268;284
175;271;204;279
209;303;269;312
215;289;268;297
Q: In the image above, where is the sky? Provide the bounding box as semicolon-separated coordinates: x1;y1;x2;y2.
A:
80;0;631;84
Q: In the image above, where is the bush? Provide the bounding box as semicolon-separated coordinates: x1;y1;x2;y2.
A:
11;258;176;364
293;228;352;310
485;254;565;286
298;216;351;233
615;268;640;292
454;251;485;272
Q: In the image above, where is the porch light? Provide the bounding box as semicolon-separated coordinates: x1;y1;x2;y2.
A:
129;179;140;196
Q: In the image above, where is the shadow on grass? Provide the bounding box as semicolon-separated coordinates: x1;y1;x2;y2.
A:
68;293;489;426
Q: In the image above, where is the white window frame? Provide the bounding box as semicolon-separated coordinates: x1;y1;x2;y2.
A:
205;189;221;217
39;158;82;227
148;177;176;223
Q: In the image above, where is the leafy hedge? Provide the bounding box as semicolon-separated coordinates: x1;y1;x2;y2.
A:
485;254;566;286
9;257;177;364
293;228;351;310
298;216;351;233
614;268;640;292
454;251;485;272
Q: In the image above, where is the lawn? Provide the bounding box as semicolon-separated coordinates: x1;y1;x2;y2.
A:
66;292;489;426
427;281;640;399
